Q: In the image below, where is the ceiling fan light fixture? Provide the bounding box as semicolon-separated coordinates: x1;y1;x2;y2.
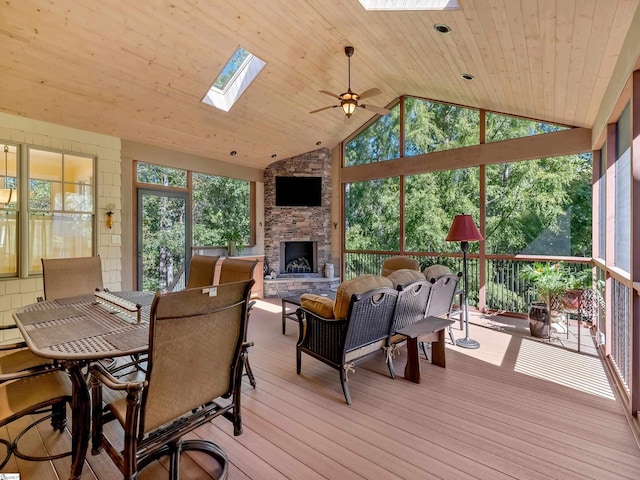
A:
341;99;357;117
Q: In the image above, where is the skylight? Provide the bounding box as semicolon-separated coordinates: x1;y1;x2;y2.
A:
358;0;459;10
202;47;265;112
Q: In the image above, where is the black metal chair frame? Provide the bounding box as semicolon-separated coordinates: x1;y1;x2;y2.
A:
296;287;398;404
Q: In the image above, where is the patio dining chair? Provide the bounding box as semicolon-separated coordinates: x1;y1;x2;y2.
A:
41;256;104;301
0;353;72;469
186;254;220;289
89;279;253;480
219;258;259;387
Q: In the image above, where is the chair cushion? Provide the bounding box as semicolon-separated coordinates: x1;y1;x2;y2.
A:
300;294;335;319
381;256;419;276
333;275;393;319
387;269;426;288
423;264;451;281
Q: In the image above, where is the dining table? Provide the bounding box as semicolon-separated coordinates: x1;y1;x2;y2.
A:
12;290;155;480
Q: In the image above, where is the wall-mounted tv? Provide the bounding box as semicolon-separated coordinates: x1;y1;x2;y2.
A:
275;176;322;207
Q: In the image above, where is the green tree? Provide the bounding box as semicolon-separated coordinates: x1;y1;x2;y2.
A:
192;174;250;247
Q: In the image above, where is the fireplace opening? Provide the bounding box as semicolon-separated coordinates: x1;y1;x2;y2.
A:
280;241;317;274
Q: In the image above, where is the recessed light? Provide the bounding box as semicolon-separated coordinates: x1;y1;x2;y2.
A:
461;73;475;81
434;24;451;34
316;141;322;146
230;150;237;156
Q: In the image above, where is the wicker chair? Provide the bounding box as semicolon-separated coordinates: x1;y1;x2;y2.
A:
296;275;398;404
89;279;254;480
41;256;104;300
0;359;72;468
386;279;433;379
421;273;462;359
186;254;220;289
219;258;259;387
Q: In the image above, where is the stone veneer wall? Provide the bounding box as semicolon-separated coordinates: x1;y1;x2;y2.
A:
264;148;331;277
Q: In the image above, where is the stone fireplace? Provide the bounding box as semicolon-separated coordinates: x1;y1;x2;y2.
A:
263;148;339;296
280;241;317;274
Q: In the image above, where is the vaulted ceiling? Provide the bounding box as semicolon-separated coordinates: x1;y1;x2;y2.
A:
2;1;639;170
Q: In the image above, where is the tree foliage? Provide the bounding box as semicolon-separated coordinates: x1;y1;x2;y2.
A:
344;97;592;258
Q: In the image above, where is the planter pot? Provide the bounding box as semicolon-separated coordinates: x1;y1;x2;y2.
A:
528;302;549;338
562;288;583;311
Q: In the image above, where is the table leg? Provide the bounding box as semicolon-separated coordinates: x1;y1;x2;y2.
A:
404;337;421;384
431;330;447;368
281;299;287;334
67;362;90;480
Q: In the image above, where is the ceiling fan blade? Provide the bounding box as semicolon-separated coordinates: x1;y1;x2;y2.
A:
309;105;338;114
360;104;390;115
358;88;381;100
319;90;340;99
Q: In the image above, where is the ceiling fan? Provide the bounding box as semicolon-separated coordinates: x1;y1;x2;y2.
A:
310;46;390;118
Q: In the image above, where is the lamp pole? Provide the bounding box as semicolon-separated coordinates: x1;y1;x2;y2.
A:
456;240;480;349
445;214;483;349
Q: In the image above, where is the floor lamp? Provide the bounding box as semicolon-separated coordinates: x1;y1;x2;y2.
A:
446;214;484;349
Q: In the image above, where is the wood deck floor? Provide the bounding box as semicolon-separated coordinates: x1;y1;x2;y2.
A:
2;298;639;479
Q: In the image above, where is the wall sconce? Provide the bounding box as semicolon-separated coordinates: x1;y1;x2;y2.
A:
106;209;114;229
333;222;338;229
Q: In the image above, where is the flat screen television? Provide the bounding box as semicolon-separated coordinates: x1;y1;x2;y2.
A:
275;176;322;207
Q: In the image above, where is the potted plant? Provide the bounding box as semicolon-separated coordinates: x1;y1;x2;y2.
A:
225;231;242;257
520;262;571;337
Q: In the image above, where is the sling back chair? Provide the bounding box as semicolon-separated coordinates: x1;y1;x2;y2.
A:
186;254;220;289
89;279;254;480
0;358;72;469
41;256;104;301
218;258;259;387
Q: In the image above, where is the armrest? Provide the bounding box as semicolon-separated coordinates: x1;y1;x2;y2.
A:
0;324;27;350
296;307;347;362
0;362;59;383
90;362;147;394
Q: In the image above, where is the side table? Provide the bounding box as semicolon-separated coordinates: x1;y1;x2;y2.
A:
396;316;455;384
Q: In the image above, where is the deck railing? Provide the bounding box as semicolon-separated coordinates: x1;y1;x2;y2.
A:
611;277;630;391
344;251;591;315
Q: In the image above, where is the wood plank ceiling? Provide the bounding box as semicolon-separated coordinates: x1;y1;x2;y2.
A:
1;0;639;170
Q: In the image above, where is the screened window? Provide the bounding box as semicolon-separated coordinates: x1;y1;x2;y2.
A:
29;148;95;273
137;162;187;188
344;178;400;251
614;104;631;272
404;98;479;156
344;103;400;166
597;145;606;260
485;155;592;257
192;173;251;247
404;168;479;253
485;112;567;143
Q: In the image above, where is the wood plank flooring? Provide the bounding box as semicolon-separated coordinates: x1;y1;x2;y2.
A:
2;298;639;479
